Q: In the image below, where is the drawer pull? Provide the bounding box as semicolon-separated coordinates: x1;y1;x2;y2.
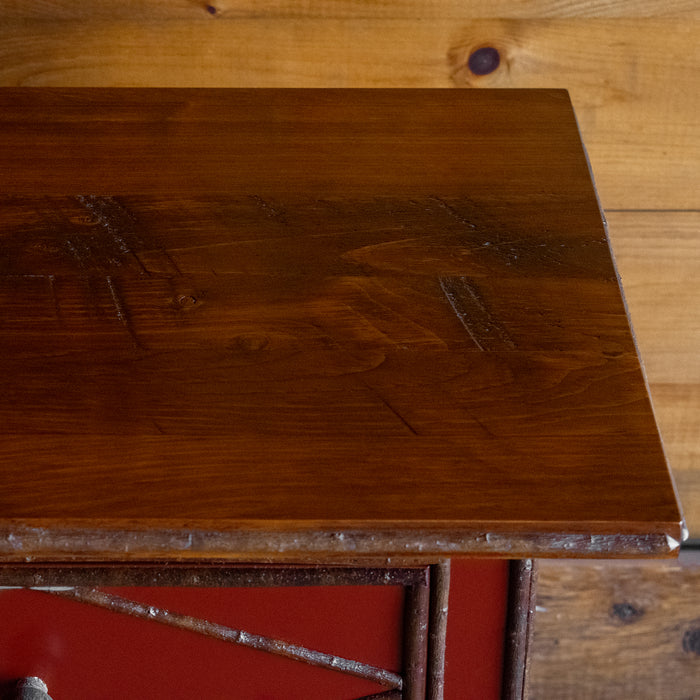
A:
7;678;53;700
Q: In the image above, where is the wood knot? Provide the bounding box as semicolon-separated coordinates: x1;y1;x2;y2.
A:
229;333;270;354
448;38;509;87
610;602;644;624
468;47;500;75
682;622;700;655
176;294;198;308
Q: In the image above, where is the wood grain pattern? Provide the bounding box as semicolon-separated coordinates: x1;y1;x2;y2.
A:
0;20;696;208
608;212;700;385
608;212;700;539
448;20;699;211
0;89;595;198
648;386;700;541
529;552;700;699
0;89;681;561
1;0;697;20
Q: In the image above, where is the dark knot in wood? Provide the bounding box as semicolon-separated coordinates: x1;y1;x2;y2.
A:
682;623;700;655
176;294;198;308
610;602;644;624
468;47;500;76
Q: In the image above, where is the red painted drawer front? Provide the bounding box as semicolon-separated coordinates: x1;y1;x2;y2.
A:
0;561;508;699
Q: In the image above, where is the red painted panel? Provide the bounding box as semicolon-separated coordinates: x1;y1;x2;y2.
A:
0;561;509;699
0;586;401;699
445;559;509;700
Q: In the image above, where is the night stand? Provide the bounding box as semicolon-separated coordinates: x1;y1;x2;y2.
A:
0;88;683;699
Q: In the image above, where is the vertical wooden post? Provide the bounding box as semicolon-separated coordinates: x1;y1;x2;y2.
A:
501;559;538;700
402;570;430;700
427;560;451;700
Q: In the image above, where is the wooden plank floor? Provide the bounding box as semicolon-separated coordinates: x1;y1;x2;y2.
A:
529;551;700;698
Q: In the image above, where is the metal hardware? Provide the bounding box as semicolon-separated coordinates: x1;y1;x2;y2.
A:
6;678;53;700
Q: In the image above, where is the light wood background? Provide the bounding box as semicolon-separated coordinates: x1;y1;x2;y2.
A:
1;1;698;695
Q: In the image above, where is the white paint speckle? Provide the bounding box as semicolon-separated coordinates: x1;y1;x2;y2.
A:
666;534;680;551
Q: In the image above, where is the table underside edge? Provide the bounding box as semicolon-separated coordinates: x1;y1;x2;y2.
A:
0;519;683;562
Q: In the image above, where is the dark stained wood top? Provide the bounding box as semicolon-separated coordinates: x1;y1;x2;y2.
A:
0;89;683;561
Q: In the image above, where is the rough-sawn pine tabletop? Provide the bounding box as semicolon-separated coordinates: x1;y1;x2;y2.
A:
0;88;684;562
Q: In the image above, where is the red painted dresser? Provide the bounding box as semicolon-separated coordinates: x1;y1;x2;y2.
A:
0;89;683;699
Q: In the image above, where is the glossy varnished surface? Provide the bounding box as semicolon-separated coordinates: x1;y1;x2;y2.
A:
0;89;682;560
